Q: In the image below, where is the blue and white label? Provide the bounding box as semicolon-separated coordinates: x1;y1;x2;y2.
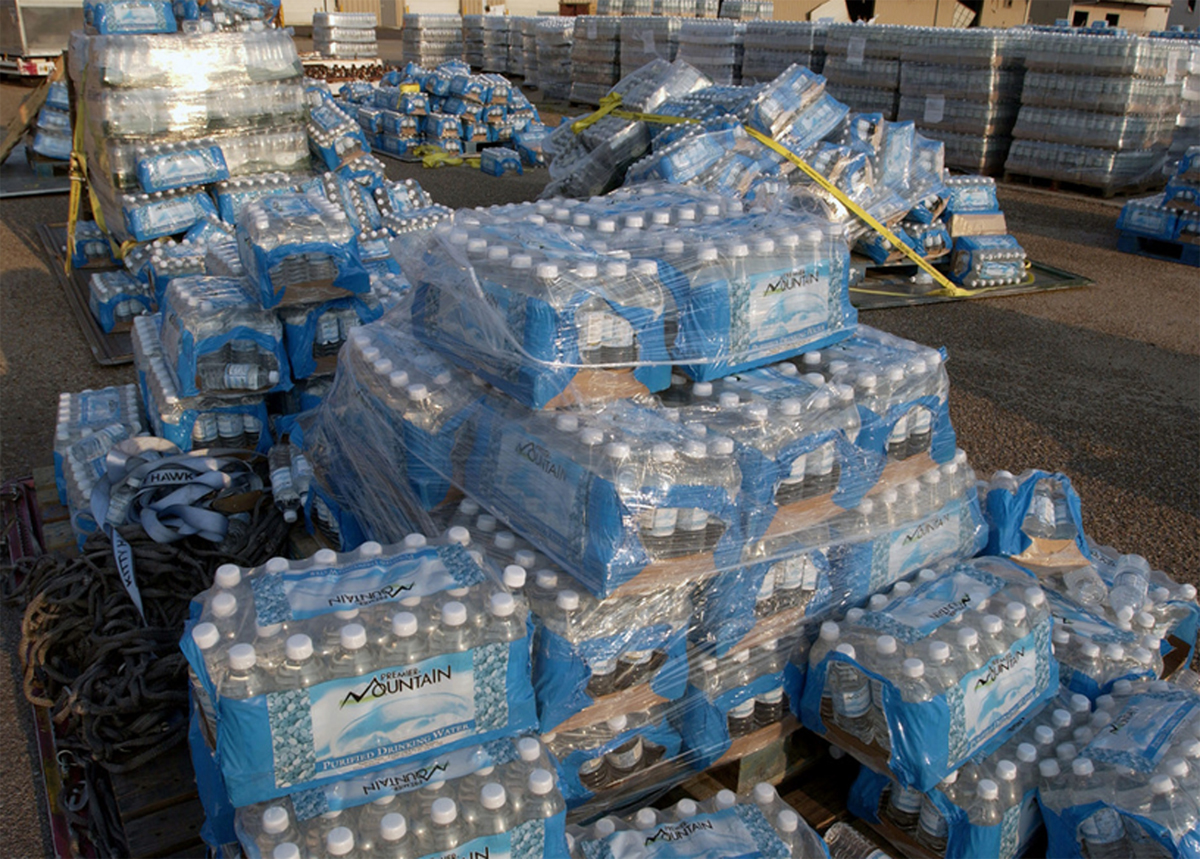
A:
1084;693;1200;772
1044;590;1136;646
737;260;832;359
862;566;1006;643
493;428;588;554
580;806;789;859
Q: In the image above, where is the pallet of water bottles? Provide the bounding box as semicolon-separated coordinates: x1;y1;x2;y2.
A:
1115;145;1200;267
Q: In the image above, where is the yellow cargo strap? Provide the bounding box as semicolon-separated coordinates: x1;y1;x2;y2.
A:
400;83;421;94
412;144;481;169
570;94;973;298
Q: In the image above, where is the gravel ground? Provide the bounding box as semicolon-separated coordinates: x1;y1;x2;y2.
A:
1;72;1198;859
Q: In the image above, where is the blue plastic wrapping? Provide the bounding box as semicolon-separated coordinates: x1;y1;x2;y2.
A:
799;556;1059;792
215;174;302;225
52;385;143;508
135;143;229;193
944;176;1002;215
227;736;570;859
278;293;384;380
46;80;70;112
88;269;155;332
32;126;72;161
189;703;240;851
158;276;290;397
85;0;177;33
70;220;117;269
481;147;524;177
122;188;217;242
148;239;208;305
949;235;1027;288
180;539;539;807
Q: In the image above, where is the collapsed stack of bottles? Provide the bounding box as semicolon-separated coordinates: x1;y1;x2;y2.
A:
1116;146;1200;250
1005;29;1183;193
939;177;1027;289
313;11;377;61
566;784;826;858
400;14;464;68
52;385;146;538
337;60;546;161
30;79;72;162
896;28;1025;176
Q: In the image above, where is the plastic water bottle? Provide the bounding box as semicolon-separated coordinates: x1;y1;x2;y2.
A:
257;805;301;856
884;779;923;832
830;644;873;743
868;635;902;749
898;659;934;704
472;782;514;836
968;779;1003;827
328;624;373;677
376;813;419;859
223;644;264;699
486;593;525;643
275;634;323;689
1108;554;1152;619
323;825;361;859
268;444;301;523
434;601;475;653
1063;564;1108;606
916;773;954;853
1148;773;1199;838
523;769;565;822
824;821;894;858
425;798;464;853
1078;807;1130;859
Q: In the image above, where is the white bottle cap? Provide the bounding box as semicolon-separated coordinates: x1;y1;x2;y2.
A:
228;643;256;670
403;533;428;550
490;592;516;618
594;818;617;837
719;392;740;409
776;809;799;833
902;658;925;679
380;812;407;841
535;570;558;590
338;619;364;647
606;442;631;460
1052;709;1073;730
528;769;555;796
555;414;579;433
876;635;898;655
1023;586;1046;607
285;634;313;661
261;805;290;835
1038;759;1060;778
652;443;675;461
579;428;606;448
835;643;856;660
272;844;301;859
753;783;777;805
359;541;384;557
407;383;429;401
957;627;979;648
503;565;527;589
927;640;950;663
709;437;734;456
556;590;580;611
388;611;417;637
1115;606;1135;624
819;621;840;642
211;591;238;619
676;798;698;818
314;548;338;566
692;381;713;398
995;760;1018;782
442;601;468;627
976;779;999;801
192;622;220;651
446;525;471;546
1006;603;1028;624
326;826;354;856
634;808;657;828
982;615;1004;636
1017;743;1038;764
215;564;241;589
517;736;542;762
715;789;737;810
481;782;507;810
431;797;458;825
334;607;360;620
607;714;628;732
389;370;410;390
1151;774;1175;795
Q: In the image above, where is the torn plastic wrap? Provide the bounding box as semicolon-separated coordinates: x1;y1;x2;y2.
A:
180;538;539;807
983;469;1199;697
1037;680;1200;859
567;787;828;858
158;276;290;397
402;183;855;407
799;556;1059;793
231;736;570;859
235;193;371;308
132;315;271;453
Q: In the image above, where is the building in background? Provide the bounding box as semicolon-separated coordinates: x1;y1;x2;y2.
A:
1067;0;1172;31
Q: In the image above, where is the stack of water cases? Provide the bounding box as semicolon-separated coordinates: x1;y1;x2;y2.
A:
30;79;72;162
52;385;145;541
463;15;485;68
1116;146;1200;250
522;17;541;87
939;176;1028;289
569;17;623;106
350;60;545;160
717;0;772;20
618;17;679;79
897;28;1025;176
823;23;908;121
741;20;827;84
482;14;511;73
544;59;710;198
676;19;745;86
68;29;309;245
313;12;378;60
536;18;575;102
401;14;463;68
1152;30;1200;168
181;539;575;859
1006;30;1182;193
567;787;826;857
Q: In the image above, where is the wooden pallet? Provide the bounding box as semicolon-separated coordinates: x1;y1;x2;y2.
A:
1117;231;1200;267
1002;170;1163;200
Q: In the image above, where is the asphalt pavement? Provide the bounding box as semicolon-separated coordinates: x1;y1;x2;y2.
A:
1;75;1198;859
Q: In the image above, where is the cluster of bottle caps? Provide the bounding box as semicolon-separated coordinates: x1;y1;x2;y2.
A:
239;737;563;859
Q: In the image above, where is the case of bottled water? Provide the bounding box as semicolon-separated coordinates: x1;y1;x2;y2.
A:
566;785;827;858
235;193;371;309
536;18;575;103
401;14;464;68
146;237;209;303
480;147;524;177
227;735;570;859
181;537;539;806
948;235;1026;289
85;0;177;34
983;469;1199;698
132;314;270;453
277;294;384;380
1038;679;1200;859
31;101;72;161
800;556;1059;792
1117;145;1200;244
307;89;371;171
52;384;144;508
70;220;118;269
88;270;155;332
158;275;290;397
119;188;218;243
